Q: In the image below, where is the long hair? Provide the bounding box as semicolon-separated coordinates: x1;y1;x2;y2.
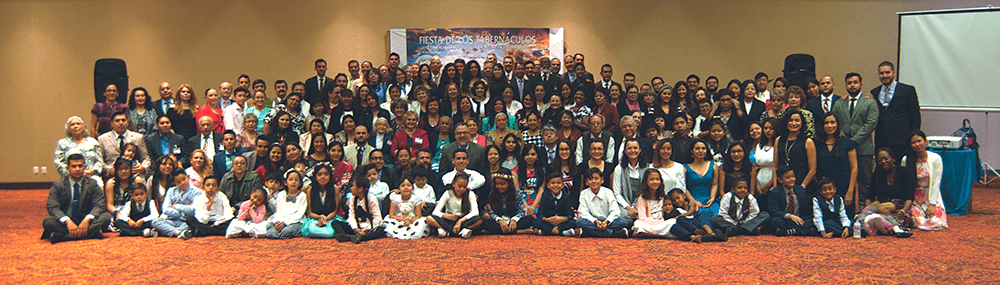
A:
149;155;176;205
517;145;546;188
817;113;843;157
618;138;648;168
498;133;521;161
263;144;286;176
705;119;731;158
488;168;518;217
310;163;340;212
452;173;472;215
779;109;807;138
638;168;665;200
652;139;675;168
722;141;751;177
189;149;214;182
551;139;577;177
128;87;153;111
760;118;779;149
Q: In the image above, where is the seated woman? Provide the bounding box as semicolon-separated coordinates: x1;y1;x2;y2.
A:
55;116;104;186
901;130;948;231
866;147;916;234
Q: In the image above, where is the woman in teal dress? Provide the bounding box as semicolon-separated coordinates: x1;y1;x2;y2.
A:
684;138;719;215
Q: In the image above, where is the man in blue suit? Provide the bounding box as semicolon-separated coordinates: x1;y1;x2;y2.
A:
213;131;245;179
145;115;190;168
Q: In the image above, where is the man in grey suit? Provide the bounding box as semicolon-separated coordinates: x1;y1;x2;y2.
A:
438;123;486;175
344;125;374;168
98;110;150;176
830;72;879;203
243;136;271;171
42;154;112;243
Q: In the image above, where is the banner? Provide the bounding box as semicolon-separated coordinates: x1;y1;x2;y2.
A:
389;28;564;68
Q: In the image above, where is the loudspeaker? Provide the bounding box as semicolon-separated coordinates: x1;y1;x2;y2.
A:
94;58;129;104
782;54;815;91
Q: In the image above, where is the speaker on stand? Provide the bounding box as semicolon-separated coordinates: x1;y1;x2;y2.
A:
782;54;815;92
94;58;129;104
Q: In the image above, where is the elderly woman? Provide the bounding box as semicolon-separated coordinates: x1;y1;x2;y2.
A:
237;115;259;151
901;130;948;231
55;116;105;185
91;83;128;137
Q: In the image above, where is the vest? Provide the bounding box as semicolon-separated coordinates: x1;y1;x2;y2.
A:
129;199;152;221
816;196;842;221
726;195;751;223
581;131;613;163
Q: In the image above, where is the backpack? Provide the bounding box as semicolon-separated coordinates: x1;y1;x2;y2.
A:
951;118;978;150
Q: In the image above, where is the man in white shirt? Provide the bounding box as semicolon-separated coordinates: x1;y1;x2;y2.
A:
441;149;485;191
576;115;615;163
429;57;442;84
754;72;771;102
218;81;234;111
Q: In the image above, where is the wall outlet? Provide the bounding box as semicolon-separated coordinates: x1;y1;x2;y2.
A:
41;166;47;174
33;166;39;174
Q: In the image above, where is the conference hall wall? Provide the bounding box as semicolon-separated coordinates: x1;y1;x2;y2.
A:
1;0;993;184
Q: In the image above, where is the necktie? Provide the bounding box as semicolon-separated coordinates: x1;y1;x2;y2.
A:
118;134;125;152
319;77;325;90
203;136;210;151
605;82;610;89
71;182;81;221
850;98;857;116
543;73;547;82
786;189;796;214
823;98;830;113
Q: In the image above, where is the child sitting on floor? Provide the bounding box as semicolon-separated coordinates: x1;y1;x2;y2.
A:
858;202;913;238
531;172;578;237
669;188;726;242
385;176;431;239
152;169;202;238
182;176;233;239
481;169;533;235
577;167;629;238
226;188;270;238
266;169;308;239
767;166;816;236
812;178;851;238
301;163;346;239
427;174;482;239
115;184;159;237
410;166;437;216
339;171;387;243
632;169;678;238
711;177;769;237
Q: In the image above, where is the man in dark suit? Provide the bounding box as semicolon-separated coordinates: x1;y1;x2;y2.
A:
188;116;223;160
304;59;333;105
831;72;879;204
806;76;840;118
369;150;399;190
510;62;529;101
438;123;486;175
146;115;190;168
597;64;620;93
213;131;245;179
871;61;920;160
243;136;271;171
152;81;173;117
42;154;112;243
526;57;563;98
612;115;653;165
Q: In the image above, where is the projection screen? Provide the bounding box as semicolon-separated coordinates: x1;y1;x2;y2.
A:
898;7;1000;111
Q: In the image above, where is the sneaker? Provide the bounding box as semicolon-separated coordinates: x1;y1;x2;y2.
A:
438;228;449;237
459;228;472;239
106;223;119;233
179;230;194;240
143;228;152;237
561;229;576;237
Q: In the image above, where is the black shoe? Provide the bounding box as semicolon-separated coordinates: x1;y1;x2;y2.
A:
611;229;628;238
895;231;913;238
351;235;362;244
335;234;352;243
49;233;68;244
701;234;722;242
89;230;104;240
715;229;728;241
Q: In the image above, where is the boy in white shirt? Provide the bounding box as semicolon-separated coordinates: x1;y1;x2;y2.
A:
182;176;234;239
577;168;629;238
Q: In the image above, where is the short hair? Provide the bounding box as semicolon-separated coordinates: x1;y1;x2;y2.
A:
542;124;557;133
452;147;468;158
275;79;287;87
687;74;700;82
348;59;359;65
417;148;434;156
817;177;835;189
878;61;895;71
170;168;187;179
66;153;85;164
754;72;769;81
222;130;237;138
202;176;220;186
389;52;400;59
411;166;430;179
706;76;718;83
624;72;635;79
266;171;283;182
601;63;612;70
667;188;685;198
252;79;265;87
239;74;251;81
845;72;862;82
651;76;664;84
255;135;271;144
234;87;250;96
775;165;794;179
112;109;129;120
315;59;326;66
713;89;735;102
808;78;820;86
64;116;88;137
585;167;602;179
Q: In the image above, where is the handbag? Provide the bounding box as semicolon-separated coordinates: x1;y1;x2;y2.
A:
951;118;978;150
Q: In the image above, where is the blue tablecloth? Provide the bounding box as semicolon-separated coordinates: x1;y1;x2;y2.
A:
930;149;978;216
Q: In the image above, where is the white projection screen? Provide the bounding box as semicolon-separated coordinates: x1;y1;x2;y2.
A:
899;8;1000;111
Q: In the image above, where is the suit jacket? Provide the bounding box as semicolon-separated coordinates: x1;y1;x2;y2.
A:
243;151;262;171
187;132;223;157
378;166;400;189
739;98;767;124
145;131;190;167
304;75;334;104
509;77;529;102
152;99;172;118
369;132;395;163
98;130;151;175
47;176;105;223
806;94;840;119
830;95;879;155
527;73;564;98
220;171;263;210
213;149;246;179
344;140;374;168
871;82;920;146
438;142;487;175
767;185;813;219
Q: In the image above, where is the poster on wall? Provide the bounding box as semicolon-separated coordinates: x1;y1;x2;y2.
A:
389;28;564;69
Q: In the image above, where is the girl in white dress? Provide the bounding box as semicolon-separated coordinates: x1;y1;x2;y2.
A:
633;169;678;238
384;177;431;239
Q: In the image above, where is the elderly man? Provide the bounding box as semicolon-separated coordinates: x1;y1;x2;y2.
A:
220;155;263;212
152;82;173;117
42;154;113;243
188;116;223;159
576;114;615;163
614;115;652;165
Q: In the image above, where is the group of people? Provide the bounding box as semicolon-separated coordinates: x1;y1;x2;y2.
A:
43;52;948;244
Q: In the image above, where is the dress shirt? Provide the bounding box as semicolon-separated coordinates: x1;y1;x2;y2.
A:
578;186;621;222
717;192;760;225
812;196;851;232
193;192;234;225
442;169;486;189
879;80;897;107
118;199;159;222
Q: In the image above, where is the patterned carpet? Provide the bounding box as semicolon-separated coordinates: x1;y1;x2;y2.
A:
4;184;1000;284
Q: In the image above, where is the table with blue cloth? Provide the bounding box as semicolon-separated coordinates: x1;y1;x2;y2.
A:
930;149;981;216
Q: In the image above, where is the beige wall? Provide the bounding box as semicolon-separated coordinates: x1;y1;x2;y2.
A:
0;0;991;183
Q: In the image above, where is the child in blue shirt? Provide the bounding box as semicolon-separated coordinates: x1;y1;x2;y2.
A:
151;169;203;238
812;178;851;238
531;172;578;236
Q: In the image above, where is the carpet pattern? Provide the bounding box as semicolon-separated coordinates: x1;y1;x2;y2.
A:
3;185;1000;284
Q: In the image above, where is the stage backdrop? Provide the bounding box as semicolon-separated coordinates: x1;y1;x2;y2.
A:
389;28;564;69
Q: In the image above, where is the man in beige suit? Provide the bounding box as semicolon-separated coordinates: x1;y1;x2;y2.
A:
344;124;373;168
98;110;150;176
